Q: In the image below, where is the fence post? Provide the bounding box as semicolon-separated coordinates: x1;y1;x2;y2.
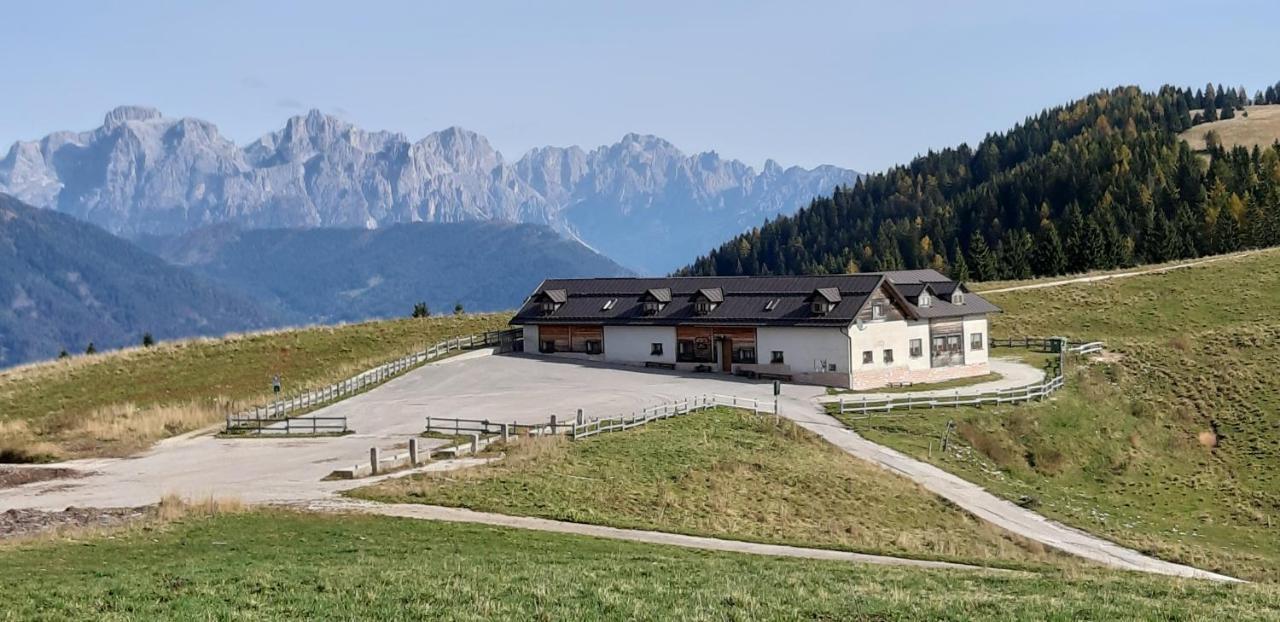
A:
370;447;380;475
577;409;584;425
470;433;480;455
501;423;510;443
409;438;420;466
550;414;557;434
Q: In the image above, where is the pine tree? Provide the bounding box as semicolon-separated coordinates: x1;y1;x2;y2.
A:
58;349;69;359
142;332;155;347
969;232;999;282
453;302;464;316
411;302;430;318
1063;202;1088;273
951;242;970;281
85;342;97;355
1034;224;1067;275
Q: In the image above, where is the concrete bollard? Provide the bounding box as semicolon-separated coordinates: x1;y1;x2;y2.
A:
370;447;380;475
409;438;419;466
469;432;480;455
501;423;509;442
577;409;584;425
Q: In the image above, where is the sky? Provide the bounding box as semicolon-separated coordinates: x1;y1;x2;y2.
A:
3;1;1279;173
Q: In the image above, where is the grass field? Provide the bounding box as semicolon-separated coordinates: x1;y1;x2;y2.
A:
1180;105;1280;151
1;511;1276;621
355;407;1062;568
838;248;1280;582
0;314;510;461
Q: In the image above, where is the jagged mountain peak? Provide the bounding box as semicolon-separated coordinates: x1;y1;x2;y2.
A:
102;105;164;128
0;107;859;273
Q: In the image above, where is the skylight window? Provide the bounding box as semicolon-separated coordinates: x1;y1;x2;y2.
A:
601;299;616;311
764;298;780;311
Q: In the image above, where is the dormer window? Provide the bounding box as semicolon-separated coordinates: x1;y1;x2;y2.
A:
871;302;885;320
952;292;965;305
809;287;840;315
642;288;671;315
534;288;567;315
694;300;715;315
919;292;931;307
692;287;723;315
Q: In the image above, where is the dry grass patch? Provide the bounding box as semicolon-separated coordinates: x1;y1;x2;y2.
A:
0;314;510;461
356;408;1071;570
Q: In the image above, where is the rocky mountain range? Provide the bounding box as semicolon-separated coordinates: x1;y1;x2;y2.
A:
0;106;857;273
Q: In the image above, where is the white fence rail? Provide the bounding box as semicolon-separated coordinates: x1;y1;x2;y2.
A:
835;375;1066;419
224;328;521;434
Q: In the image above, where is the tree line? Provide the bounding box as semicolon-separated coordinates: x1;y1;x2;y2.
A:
679;83;1280;281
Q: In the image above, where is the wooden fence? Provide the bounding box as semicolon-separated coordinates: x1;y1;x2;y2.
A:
224;328;521;434
223;415;350;436
421;394;777;443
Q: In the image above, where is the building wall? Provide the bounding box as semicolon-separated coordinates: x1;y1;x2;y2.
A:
756;326;853;387
604;325;676;365
963;315;990;366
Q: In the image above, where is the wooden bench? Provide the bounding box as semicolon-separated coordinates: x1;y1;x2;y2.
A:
644;361;676;370
756;372;793;382
694;364;714;373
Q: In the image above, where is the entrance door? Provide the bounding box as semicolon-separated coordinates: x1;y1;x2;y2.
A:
721;339;733;372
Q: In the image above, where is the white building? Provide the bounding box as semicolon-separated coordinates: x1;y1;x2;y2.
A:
511;271;999;389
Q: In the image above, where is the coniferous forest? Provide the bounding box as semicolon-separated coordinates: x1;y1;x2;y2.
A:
679;83;1280;280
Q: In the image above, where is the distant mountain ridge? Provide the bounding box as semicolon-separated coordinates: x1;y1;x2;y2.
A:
137;221;634;325
0;193;276;367
0;106;857;274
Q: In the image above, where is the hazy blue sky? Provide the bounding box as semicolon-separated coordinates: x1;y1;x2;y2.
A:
4;1;1279;172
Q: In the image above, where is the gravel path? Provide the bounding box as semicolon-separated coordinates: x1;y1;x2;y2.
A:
303;498;1016;573
977;251;1257;294
771;395;1242;582
816;357;1044;403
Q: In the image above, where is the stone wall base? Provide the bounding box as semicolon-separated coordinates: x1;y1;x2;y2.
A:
850;362;990;391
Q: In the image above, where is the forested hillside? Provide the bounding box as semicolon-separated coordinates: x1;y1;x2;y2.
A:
680;83;1280;279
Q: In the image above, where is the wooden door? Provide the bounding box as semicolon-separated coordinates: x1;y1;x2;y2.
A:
721;339;733;372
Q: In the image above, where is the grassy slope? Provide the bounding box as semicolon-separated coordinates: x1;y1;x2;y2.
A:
1180;104;1280;151
2;511;1277;621
841;248;1280;582
356;407;1059;568
0;314;510;460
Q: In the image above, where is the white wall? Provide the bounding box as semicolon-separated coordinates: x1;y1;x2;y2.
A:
522;325;538;351
963;315;989;366
604;326;676;365
756;326;851;376
850;318;932;373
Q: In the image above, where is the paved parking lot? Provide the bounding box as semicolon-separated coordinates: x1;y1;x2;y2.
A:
0;352;818;510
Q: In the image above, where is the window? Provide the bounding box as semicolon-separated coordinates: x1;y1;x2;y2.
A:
764;298;781;311
971;332;984;351
811;301;829;314
601;299;616;311
676;340;696;362
585;340;602;355
771;350;785;364
871;302;885;320
540;301;559;315
650;342;663;356
953;292;965;305
909;338;923;358
862;350;874;365
540;340;556;353
694;300;714;315
919;292;931;307
828;363;838;372
643;301;664;315
732;346;756;364
883;349;894;364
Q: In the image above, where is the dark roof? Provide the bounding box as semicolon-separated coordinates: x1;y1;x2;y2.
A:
513;271;999;327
